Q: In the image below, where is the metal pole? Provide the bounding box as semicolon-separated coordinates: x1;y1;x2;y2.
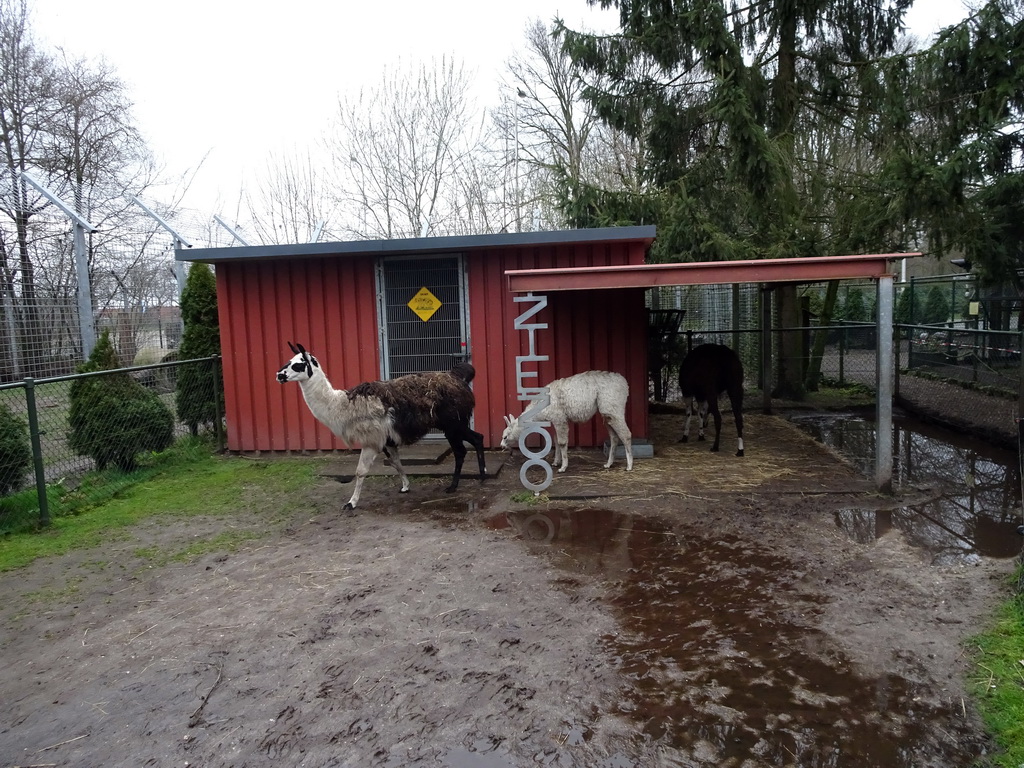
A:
213;355;225;452
173;238;186;297
128;196;192;300
213;215;251;246
21;172;98;359
74;222;95;358
875;274;895;493
24;379;49;526
1018;321;1023;418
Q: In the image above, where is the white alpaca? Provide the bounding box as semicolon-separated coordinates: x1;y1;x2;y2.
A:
500;370;633;473
276;342;485;510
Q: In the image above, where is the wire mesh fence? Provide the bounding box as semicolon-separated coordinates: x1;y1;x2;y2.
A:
649;323;882;404
647;279;1021;449
0;356;223;534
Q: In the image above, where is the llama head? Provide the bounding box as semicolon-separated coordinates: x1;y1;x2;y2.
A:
276;341;320;383
499;413;521;450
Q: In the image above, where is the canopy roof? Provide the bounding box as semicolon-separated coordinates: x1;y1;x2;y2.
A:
505;253;919;292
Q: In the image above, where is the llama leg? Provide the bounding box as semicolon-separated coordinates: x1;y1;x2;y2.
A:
384;445;411;493
730;391;745;457
554;422;570;473
605;427;618;469
697;401;709;441
604;414;633;471
443;432;469;493
708;402;723;452
680;398;694;443
468;429;487;478
345;446;380;510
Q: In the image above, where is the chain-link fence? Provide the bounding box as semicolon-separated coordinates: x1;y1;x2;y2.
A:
0;356;223;534
646;280;1022;449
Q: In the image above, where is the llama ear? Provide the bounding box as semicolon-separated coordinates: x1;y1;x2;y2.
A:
288;341;299;354
296;343;307;354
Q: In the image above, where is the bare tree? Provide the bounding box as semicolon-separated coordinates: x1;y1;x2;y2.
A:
326;56;483;239
501;19;649;231
245;149;331;245
0;0;57;376
1;0;163;375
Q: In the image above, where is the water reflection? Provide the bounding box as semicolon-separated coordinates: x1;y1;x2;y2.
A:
789;411;1022;560
492;508;986;766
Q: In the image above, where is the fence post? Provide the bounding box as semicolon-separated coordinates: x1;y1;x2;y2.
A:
23;378;49;526
894;325;901;401
875;275;895;493
213;356;225;452
839;327;846;384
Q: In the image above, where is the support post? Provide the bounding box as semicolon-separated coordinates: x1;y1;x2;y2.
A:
875;274;895;492
213;215;251;246
21;172;98;359
73;222;95;358
129;195;192;298
24;379;49;526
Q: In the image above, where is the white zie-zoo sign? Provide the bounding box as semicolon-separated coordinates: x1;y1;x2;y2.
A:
513;293;552;494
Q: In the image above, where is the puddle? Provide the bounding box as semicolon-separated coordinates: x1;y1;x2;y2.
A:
493;508;986;766
789;411;1023;560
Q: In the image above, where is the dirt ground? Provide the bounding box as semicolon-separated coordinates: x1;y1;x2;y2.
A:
0;412;1019;768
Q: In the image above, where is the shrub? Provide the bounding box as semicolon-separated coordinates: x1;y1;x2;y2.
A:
0;403;30;494
69;330;175;472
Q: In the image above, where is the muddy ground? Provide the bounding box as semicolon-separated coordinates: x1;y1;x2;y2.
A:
0;412;1020;768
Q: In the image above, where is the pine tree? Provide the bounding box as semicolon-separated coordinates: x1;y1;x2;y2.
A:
558;0;913;397
174;263;222;435
882;0;1024;291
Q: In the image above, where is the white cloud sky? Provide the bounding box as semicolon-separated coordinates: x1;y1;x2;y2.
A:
30;0;970;215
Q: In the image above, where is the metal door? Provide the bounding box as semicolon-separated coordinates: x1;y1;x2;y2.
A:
377;255;469;378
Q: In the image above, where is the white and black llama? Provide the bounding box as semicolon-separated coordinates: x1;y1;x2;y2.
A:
276;342;486;509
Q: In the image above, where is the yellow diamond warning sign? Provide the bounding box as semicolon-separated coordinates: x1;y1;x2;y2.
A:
408;287;442;322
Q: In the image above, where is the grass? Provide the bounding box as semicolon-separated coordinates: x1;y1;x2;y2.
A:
970;566;1024;767
0;452;321;572
510;490;549;505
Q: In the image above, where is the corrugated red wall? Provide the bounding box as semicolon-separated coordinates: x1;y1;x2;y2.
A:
217;239;648;452
466;241;648;451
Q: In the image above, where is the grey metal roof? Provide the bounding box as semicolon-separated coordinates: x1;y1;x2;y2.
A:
176;225;658;263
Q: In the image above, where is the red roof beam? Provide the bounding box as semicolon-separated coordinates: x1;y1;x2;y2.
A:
505;253;921;292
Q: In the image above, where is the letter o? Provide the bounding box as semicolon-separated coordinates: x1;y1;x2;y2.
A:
518;423;553;492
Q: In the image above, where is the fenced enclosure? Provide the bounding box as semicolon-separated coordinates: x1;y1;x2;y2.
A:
0;356;223;533
647;280;1022;449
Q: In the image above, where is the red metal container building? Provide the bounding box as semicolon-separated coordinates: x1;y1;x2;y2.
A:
177;226;657;453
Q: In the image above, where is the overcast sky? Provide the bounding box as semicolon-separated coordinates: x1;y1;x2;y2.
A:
30;0;970;216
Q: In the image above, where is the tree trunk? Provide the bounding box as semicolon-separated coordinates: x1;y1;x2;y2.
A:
804;280;840;392
773;284;805;400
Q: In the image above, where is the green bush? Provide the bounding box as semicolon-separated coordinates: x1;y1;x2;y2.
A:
69;330;175;472
0;403;30;494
